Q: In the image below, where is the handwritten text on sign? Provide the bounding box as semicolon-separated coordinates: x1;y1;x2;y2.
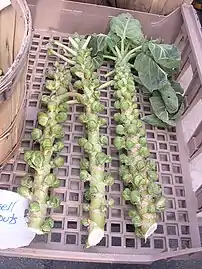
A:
0;201;18;224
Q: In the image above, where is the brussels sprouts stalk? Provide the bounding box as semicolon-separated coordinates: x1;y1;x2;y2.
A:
93;14;166;240
111;64;165;240
51;37;114;247
18;62;74;234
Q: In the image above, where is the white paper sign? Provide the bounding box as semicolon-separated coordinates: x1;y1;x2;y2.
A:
0;190;36;249
0;0;11;11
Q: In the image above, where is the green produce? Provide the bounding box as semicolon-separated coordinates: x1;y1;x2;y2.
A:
90;13;166;240
90;15;183;128
18;62;75;234
49;36;114;247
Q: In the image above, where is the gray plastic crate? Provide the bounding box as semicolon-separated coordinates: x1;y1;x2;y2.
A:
0;0;202;264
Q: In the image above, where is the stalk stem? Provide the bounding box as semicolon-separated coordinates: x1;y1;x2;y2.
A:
49;49;75;65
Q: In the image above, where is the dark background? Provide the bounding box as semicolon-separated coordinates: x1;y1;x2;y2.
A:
0;257;201;269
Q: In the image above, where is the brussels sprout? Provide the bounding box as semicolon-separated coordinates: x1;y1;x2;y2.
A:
148;204;156;213
17;186;32;199
96;152;111;165
38;112;49;126
45;80;55;91
30;151;44;169
156;196;166;211
51;124;64;138
31;128;43;141
53;157;65;168
29;201;40;212
114;136;125;150
74;80;83;89
122;188;131;200
148;183;162;197
120;100;130;110
125;138;135;150
136;160;146;171
53;141;65;152
149;171;158;181
119;154;129;164
91;102;104;113
127;124;137;135
139;147;150;157
113;113;121;122
21;175;33;188
116;125;125;135
122;173;132;184
104;174;114;186
47;196;61;208
48;101;57;112
55;112;67;123
83;142;94;153
41;138;53;151
41;95;50;104
130;190;141;205
80;170;91;181
133;175;144;186
81;218;89;227
100;136;108;145
41;217;54;233
99;118;107;126
83;203;90;211
139;137;147;146
78;138;88;147
132;215;142;227
88;120;98;131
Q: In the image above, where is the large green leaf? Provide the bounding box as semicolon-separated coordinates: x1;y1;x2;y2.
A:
141;114;168;128
110;13;144;45
149;92;169;123
134;53;168;92
89;34;108;56
148;42;181;70
159;84;179;114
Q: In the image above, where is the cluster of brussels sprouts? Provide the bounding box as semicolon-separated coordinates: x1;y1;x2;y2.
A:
19;26;167;243
112;64;166;239
18;62;73;234
49;36;114;247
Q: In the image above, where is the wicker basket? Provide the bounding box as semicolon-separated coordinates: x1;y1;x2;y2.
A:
0;0;32;167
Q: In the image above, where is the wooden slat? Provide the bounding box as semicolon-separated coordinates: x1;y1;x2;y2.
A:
0;5;15;73
75;0;193;14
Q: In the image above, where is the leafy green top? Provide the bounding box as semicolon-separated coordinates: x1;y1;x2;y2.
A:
89;13;183;128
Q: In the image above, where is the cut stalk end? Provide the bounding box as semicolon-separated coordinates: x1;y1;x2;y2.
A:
87;226;104;247
144;222;157;242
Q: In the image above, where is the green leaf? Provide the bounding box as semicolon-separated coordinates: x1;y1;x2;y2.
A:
107;31;121;48
89;34;108;56
134;53;168;92
159;84;179;114
148;42;181;69
110;13;144;45
141;114;168;128
92;53;104;69
169;93;184;120
170;80;184;94
149;92;169;122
